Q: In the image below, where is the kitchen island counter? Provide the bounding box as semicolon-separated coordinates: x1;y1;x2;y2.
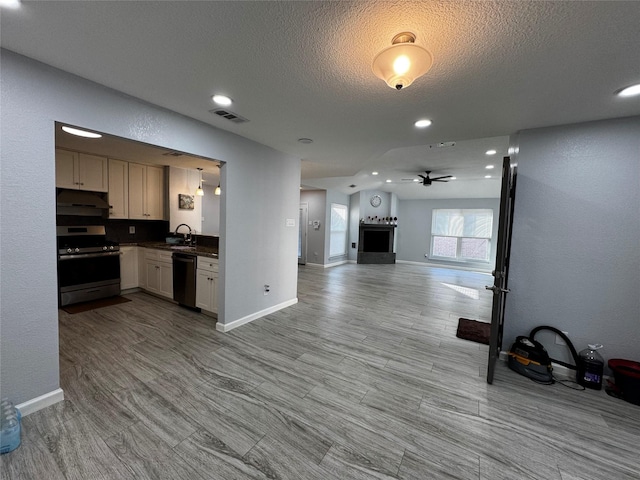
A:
128;242;218;258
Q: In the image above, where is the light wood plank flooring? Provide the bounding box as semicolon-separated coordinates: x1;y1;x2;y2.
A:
2;264;638;479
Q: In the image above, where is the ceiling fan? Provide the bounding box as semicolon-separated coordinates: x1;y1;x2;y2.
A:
410;170;453;186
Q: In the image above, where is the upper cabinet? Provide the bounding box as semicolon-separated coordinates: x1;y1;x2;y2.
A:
128;163;164;220
55;149;108;192
108;158;129;219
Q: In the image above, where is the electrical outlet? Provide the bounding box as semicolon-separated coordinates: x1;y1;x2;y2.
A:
264;284;270;296
555;331;569;346
129;226;135;234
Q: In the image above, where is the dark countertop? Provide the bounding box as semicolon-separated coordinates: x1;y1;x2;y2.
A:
122;242;218;258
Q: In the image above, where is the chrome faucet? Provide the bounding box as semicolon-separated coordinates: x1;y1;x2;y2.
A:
175;224;192;244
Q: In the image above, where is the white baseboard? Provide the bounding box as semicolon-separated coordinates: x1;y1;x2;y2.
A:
216;298;298;333
303;260;348;269
16;388;64;416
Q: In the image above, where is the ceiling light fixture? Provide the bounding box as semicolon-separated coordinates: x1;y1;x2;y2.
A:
450;177;457;180
414;119;432;128
214;165;221;196
485;175;492;179
298;138;313;144
212;94;233;106
61;126;102;138
195;168;204;196
372;32;433;90
372;171;379;175
485;149;497;155
617;83;640;97
0;0;21;9
485;165;495;170
386;179;392;183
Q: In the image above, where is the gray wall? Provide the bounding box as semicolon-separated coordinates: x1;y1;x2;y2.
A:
505;116;640;364
0;50;300;404
202;182;221;236
300;190;326;265
396;198;500;272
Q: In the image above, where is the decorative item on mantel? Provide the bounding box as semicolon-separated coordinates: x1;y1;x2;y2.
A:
363;216;398;224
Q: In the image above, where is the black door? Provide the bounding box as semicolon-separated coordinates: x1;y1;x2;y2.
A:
486;156;517;384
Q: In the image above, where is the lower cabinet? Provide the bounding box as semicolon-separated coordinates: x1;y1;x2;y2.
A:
143;249;173;299
195;256;218;314
120;246;139;290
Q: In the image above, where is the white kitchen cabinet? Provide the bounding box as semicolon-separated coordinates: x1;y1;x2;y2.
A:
196;256;218;314
142;249;173;299
108;159;129;219
120;246;138;290
55;149;108;192
129;163;164;220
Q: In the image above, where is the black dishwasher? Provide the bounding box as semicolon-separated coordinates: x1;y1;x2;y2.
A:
172;253;199;310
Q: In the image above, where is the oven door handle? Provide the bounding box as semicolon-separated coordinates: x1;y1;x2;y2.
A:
58;252;121;261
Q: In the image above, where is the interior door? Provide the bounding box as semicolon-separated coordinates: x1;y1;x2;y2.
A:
486;156;517;384
298;203;308;265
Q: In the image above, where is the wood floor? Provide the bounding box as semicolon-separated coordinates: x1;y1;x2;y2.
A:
2;264;638;479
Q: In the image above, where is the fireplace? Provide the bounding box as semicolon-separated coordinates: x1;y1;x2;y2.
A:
357;224;396;264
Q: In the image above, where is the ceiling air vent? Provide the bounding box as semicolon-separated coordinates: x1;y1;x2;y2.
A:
209;108;249;124
162;151;183;157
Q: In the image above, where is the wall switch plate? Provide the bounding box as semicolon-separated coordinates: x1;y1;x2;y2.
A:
129;226;135;234
285;218;295;227
352;242;356;248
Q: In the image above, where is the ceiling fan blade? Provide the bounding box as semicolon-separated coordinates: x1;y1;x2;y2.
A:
431;175;453;181
432;179;449;182
418;175;426;179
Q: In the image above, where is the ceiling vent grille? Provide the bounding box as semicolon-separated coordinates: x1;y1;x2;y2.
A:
162;151;183;157
209;108;249;124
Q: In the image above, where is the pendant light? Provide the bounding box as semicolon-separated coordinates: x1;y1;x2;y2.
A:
214;164;221;195
372;32;432;90
195;168;204;196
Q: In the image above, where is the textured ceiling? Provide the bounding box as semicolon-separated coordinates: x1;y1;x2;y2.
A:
3;1;639;199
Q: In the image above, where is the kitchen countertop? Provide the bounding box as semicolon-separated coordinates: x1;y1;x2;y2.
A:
123;242;218;258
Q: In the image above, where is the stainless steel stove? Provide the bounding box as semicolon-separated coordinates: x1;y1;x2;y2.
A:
57;226;121;306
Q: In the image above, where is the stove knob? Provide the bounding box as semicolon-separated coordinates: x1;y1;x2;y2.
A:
67;248;73;254
103;246;108;251
109;245;115;251
74;248;80;253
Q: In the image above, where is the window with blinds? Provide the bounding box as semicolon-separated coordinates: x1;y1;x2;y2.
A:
329;203;348;258
431;209;493;262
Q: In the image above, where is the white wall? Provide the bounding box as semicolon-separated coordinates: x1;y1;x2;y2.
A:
0;50;300;404
169;166;202;234
505;116;640;365
202;183;221;236
396;198;500;272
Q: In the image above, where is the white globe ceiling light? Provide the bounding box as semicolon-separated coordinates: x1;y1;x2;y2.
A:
372;32;433;90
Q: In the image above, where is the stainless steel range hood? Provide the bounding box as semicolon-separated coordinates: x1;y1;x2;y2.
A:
56;189;110;216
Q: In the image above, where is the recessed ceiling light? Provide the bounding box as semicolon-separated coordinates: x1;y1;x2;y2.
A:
450;176;457;180
297;138;313;144
486;149;497;155
212;94;233;106
61;126;102;138
485;165;495;170
413;178;419;182
372;171;379;175
617;84;640;97
484;175;492;179
386;179;392;183
414;119;432;128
